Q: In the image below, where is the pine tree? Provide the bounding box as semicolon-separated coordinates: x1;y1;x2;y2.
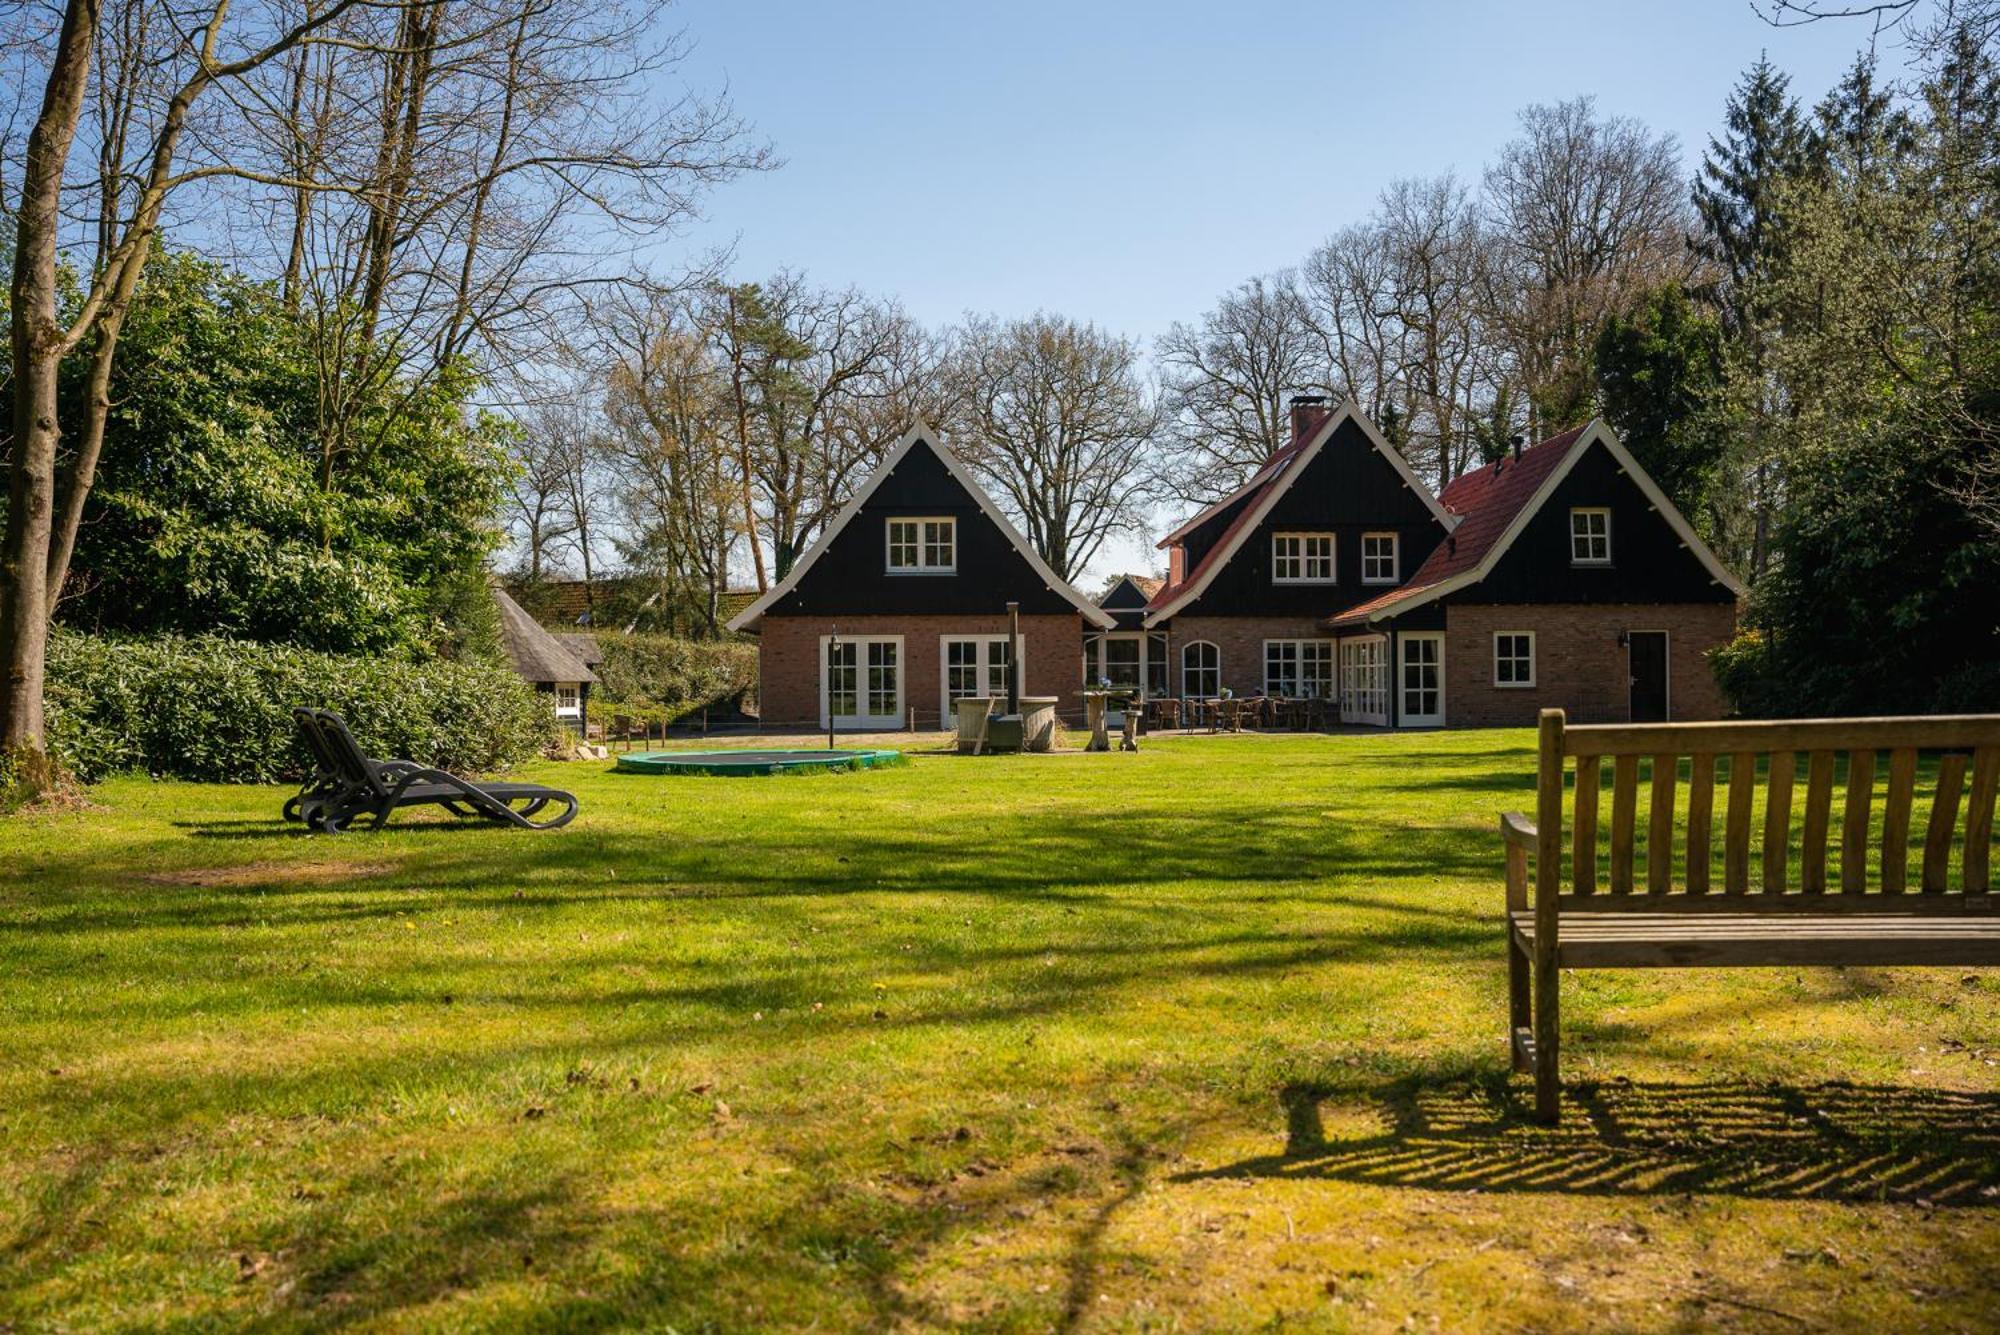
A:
1693;56;1808;326
1809;53;1914;181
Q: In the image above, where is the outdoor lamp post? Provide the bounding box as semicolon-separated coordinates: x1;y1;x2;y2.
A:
827;625;839;751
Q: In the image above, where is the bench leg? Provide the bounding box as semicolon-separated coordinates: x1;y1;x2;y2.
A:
1533;951;1560;1124
1507;935;1532;1075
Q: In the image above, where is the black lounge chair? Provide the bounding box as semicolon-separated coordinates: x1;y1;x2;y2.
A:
288;708;578;832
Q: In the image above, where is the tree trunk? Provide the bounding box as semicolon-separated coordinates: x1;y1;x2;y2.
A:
1;0;102;763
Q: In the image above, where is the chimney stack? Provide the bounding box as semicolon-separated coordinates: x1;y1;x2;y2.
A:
1288;394;1331;447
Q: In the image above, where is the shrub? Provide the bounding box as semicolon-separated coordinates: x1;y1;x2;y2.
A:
1707;628;1782;718
45;630;556;783
593;634;758;722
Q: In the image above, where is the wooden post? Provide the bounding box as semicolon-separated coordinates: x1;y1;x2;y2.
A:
1534;708;1565;1124
1504;824;1531;1074
1005;602;1020;717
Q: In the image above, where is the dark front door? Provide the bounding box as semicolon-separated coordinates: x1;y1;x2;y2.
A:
1628;631;1668;722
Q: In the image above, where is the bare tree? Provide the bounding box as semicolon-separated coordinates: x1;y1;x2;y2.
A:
1482;96;1695;435
1154;272;1333;502
947;313;1160;581
504;420;579;582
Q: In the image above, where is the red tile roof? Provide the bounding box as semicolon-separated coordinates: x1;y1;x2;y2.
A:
1326;424;1589;627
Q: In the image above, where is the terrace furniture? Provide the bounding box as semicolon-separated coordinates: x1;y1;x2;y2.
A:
1083;691;1113;752
1150;697;1182;730
291;708;579;832
1502;708;2000;1124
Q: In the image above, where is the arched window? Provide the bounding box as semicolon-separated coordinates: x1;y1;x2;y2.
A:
1182;641;1220;698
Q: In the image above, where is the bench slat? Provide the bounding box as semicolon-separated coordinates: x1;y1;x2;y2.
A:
1687;754;1715;896
1841;748;1876;894
1763;751;1794;895
1924;754;1968;893
1573;755;1600;896
1801;750;1836;895
1510;909;2000;970
1967;747;1997;895
1882;747;1918;895
1610;755;1639;894
1648;753;1677;894
1724;751;1754;895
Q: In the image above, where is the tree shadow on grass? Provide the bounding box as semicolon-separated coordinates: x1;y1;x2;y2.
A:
1189;1074;2000;1205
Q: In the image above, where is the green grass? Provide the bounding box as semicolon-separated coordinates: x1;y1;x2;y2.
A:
2;730;1996;1332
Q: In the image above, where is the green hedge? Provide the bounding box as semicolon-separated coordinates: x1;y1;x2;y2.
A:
592;634;758;722
46;631;557;783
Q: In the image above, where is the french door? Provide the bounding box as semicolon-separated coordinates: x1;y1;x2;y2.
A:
1338;636;1389;726
822;635;903;730
1398;632;1445;727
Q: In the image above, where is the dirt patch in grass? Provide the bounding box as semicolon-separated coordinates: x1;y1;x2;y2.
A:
142;860;395;888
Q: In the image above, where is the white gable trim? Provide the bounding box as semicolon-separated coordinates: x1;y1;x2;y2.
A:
1334;420;1747;627
1143;398;1457;627
725;422;1116;633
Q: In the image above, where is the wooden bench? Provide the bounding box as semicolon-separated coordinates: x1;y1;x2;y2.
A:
1502;709;2000;1123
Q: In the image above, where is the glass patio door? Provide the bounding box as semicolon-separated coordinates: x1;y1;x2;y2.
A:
1399;633;1444;727
823;636;902;730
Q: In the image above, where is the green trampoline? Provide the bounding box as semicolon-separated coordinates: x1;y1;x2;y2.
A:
614;748;904;777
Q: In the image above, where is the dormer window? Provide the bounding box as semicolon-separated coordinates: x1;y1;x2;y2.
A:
887;517;955;573
1271;532;1335;584
1570;508;1611;565
1361;532;1400;584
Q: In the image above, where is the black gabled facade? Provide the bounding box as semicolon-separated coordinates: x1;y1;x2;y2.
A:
766;436;1075;618
1166;415;1451;619
1454;440;1737;606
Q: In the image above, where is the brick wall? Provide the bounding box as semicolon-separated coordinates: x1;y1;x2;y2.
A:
1164;616;1335;698
1443;602;1738;727
756;613;1085;730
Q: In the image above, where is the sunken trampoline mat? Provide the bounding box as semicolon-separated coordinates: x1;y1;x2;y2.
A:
614;748;904;776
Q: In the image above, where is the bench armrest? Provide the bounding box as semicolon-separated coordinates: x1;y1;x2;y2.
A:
1500;811;1537;912
1500;811;1537;849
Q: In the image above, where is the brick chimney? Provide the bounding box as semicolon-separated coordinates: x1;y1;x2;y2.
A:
1288;394;1331;447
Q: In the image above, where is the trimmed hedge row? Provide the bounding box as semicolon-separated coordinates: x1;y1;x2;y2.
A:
593;634;758;722
46;631;556;783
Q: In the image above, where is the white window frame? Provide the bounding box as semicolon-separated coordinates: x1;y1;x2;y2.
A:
1493;631;1536;689
885;516;956;574
553;683;582;718
939;634;1023;729
820;634;904;730
1270;531;1336;585
1398;632;1445;727
1181;640;1221;698
1262;638;1335;698
1360;531;1400;585
1569;508;1612;566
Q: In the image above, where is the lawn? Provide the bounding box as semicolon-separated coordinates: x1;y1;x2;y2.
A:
2;729;1997;1332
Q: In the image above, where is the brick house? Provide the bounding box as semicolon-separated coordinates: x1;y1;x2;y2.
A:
726;423;1114;730
1143;398;1744;726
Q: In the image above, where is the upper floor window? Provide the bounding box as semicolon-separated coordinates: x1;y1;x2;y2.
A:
887;517;955;573
1271;532;1335;584
1360;532;1400;584
1570;508;1611;565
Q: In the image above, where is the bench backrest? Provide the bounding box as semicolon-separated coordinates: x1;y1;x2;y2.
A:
1532;710;1999;906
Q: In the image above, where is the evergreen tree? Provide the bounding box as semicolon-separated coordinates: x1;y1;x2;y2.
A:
1693;56;1809;328
1809;53;1914;180
1592;283;1727;528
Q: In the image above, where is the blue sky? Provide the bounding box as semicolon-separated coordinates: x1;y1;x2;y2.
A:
664;0;1881;346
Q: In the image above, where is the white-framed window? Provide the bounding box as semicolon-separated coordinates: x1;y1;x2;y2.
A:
941;635;1020;727
886;516;955;573
1400;633;1445;726
553;683;582;717
1182;640;1220;698
1264;639;1335;698
1339;637;1389;726
1360;532;1400;584
1493;631;1536;688
822;635;903;729
1570;508;1611;565
1271;531;1336;584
